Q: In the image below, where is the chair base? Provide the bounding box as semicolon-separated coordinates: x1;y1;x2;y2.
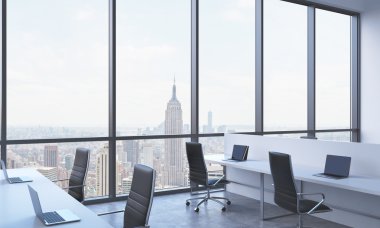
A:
186;188;231;212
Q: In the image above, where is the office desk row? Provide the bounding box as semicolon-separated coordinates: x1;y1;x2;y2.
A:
204;154;380;220
0;168;112;228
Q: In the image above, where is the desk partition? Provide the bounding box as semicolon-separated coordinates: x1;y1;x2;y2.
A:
221;134;380;228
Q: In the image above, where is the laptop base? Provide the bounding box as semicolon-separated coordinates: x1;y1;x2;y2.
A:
313;173;347;180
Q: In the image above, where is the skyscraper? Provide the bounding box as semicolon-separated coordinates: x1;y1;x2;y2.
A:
65;154;74;171
164;80;186;187
208;111;213;133
44;145;58;167
123;140;139;166
96;145;109;196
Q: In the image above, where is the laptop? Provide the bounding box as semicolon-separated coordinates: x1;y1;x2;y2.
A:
223;145;249;162
28;185;80;226
313;155;351;179
1;160;33;184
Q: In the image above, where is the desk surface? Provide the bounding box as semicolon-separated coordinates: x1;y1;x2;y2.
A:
205;154;380;196
0;168;112;228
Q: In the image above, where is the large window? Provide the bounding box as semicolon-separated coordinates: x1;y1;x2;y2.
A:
7;0;108;139
199;0;255;133
0;0;359;203
116;0;190;136
264;0;307;131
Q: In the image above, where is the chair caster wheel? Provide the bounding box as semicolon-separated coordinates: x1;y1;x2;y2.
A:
194;207;199;212
227;201;231;205
186;201;190;206
221;207;226;212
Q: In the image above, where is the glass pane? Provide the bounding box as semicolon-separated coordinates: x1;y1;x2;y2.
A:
7;0;108;139
116;138;190;195
199;0;255;133
316;132;351;142
199;137;224;172
264;0;307;131
7;141;109;199
116;0;190;136
316;9;351;129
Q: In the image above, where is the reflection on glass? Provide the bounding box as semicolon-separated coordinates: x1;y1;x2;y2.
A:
116;0;190;136
316;9;351;129
116;138;190;195
199;0;255;133
7;0;108;139
7;141;109;198
264;0;307;131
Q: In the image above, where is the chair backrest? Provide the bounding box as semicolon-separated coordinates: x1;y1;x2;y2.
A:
68;148;90;202
185;142;208;186
269;152;298;212
124;164;156;228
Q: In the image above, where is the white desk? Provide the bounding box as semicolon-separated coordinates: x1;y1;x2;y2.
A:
205;154;380;220
0;168;113;228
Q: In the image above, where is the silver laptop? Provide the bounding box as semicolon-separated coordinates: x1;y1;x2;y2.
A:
1;160;33;184
28;185;80;226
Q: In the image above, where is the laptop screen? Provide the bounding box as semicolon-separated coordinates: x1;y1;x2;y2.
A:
1;160;9;180
324;155;351;177
231;145;249;161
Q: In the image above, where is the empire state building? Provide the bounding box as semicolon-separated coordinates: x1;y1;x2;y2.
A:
164;80;186;187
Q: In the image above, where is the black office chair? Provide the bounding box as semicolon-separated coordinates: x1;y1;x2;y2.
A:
185;142;231;212
54;148;90;202
98;164;156;228
269;152;332;228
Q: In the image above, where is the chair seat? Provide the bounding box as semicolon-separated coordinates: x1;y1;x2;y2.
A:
208;178;229;186
298;199;331;213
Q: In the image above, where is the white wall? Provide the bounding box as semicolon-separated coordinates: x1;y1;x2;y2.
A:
308;0;380;143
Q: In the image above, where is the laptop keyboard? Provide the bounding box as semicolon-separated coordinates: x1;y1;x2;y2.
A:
43;212;65;224
8;177;23;183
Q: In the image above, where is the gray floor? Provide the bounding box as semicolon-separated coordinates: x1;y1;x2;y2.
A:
88;192;349;228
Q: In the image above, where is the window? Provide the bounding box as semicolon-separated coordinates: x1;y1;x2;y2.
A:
264;0;307;131
316;9;351;130
7;0;108;139
116;138;190;195
199;0;255;133
116;0;190;136
7;141;108;198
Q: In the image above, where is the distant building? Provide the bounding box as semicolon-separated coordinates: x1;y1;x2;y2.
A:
96;145;109;196
164;80;187;187
207;111;213;133
122;177;132;194
37;167;57;181
123;140;139;166
65;154;74;171
44;145;58;167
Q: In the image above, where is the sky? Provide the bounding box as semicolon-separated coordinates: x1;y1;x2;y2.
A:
5;0;351;133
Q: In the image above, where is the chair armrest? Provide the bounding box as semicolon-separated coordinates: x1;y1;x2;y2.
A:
62;184;86;190
297;192;326;214
98;209;125;216
52;179;69;183
212;175;226;186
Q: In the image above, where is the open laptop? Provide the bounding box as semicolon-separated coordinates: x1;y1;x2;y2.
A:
1;160;33;184
313;155;351;179
223;145;249;162
28;185;80;226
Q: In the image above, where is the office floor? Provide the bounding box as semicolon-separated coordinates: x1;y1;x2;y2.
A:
87;192;349;228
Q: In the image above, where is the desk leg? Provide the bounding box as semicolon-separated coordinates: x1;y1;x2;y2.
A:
260;173;264;220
